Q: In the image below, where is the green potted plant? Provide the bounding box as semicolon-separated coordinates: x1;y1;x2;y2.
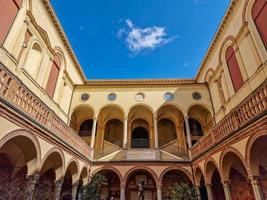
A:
169;182;196;200
82;173;107;200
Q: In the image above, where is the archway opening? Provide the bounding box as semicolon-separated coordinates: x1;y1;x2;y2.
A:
34;151;63;199
161;169;192;199
70;105;94;145
60;161;78;200
195;167;207;200
184;118;204;146
104;119;123;147
0;135;38;199
250;135;267;197
131;127;149;148
211;169;225;200
158;118;177;147
126;170;157;200
222;152;254;199
98;170;121;199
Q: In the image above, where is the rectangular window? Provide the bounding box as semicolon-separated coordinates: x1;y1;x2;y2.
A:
46;62;60;98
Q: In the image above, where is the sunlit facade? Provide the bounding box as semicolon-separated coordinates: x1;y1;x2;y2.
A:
0;0;266;200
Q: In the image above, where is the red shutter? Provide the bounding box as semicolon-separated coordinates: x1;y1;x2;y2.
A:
253;0;267;48
46;61;60;98
0;0;21;44
226;47;244;92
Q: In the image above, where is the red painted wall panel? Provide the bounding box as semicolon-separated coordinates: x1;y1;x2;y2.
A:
226;47;244;92
46;62;60;98
253;0;267;49
0;0;20;44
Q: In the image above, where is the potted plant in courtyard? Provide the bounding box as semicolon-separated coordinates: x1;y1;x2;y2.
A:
83;173;107;200
169;182;196;200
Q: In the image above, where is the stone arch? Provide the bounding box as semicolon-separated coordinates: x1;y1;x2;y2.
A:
70;104;95;133
92;166;123;183
123;166;159;185
92;166;122;199
220;147;255;199
126;103;155;116
39;147;65;180
96;103;126;119
155;103;186;117
220;147;248;181
204;157;221;184
53;46;66;70
204;68;215;83
159;167;193;184
0;129;41;199
194;165;205;186
65;158;79;183
246;131;267;176
187;104;214;131
35;147;65;200
0;129;41;174
79;166;89;185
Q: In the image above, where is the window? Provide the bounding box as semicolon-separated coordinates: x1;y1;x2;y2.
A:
252;0;267;49
24;42;42;77
0;0;22;43
46;55;61;98
226;46;244;92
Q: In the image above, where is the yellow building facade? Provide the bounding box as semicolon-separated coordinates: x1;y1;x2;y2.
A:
0;0;266;200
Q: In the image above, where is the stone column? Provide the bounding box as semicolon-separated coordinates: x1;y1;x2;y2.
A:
157;185;162;200
195;186;201;200
120;183;125;200
206;184;213;200
72;183;78;200
154;116;159;149
54;179;63;200
250;176;264;200
90;117;97;149
123;117;128;149
222;181;232;200
184;116;192;159
25;174;39;200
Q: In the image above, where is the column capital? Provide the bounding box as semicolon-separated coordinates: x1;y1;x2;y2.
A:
153;116;158;120
157;184;162;190
184;115;190;120
123;116;128;120
93;116;98;121
120;183;126;188
26;173;40;183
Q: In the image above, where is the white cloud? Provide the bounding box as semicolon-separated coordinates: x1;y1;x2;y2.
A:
117;19;175;53
184;62;189;67
79;26;85;31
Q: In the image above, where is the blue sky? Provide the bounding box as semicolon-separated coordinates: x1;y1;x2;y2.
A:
50;0;229;80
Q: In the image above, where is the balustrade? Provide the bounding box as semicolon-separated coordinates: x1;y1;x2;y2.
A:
0;64;91;158
192;82;267;157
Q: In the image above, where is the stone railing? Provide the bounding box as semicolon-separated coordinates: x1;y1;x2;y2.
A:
0;64;92;159
192;81;267;158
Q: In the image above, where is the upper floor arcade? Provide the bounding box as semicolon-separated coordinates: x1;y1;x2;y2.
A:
69;81;214;161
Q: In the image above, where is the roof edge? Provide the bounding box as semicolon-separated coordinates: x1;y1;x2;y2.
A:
195;0;238;81
42;0;87;83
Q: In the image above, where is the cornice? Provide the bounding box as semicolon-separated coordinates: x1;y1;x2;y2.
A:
79;79;196;87
195;0;240;81
41;0;87;83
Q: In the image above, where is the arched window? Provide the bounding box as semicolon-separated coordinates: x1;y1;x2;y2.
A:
46;55;61;98
24;42;42;77
0;0;22;43
226;46;244;92
252;0;267;49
